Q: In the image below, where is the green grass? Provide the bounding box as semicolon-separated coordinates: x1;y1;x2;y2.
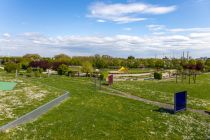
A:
0;75;209;139
112;73;210;110
0;72;63;126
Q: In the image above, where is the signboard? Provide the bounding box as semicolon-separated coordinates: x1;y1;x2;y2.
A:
108;75;113;85
174;91;187;113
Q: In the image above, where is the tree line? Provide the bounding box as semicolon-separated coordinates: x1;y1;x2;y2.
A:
1;53;210;73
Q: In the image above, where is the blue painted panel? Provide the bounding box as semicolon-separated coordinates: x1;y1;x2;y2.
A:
174;91;187;113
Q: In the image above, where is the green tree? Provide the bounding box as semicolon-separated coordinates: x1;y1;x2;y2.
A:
127;56;135;60
4;62;20;73
155;59;164;69
82;62;93;76
205;58;210;71
54;54;71;62
23;54;41;60
57;64;69;75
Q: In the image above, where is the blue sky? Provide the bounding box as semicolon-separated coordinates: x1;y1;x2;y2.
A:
0;0;210;58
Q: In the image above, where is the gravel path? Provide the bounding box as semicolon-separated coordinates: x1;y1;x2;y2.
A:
102;86;209;116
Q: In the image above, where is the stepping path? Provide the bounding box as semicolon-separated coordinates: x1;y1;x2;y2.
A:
102;86;209;116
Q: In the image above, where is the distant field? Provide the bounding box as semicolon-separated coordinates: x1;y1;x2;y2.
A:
112;73;210;110
0;75;209;139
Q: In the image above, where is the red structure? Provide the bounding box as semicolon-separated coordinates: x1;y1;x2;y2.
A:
108;75;113;85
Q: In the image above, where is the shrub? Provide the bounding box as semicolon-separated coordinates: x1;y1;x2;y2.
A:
100;71;109;80
34;71;41;77
57;64;69;75
26;73;32;77
4;62;19;73
68;70;77;77
27;67;33;73
154;72;162;80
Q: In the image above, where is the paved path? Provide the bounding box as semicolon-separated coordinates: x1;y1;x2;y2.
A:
102;86;209;116
0;92;70;132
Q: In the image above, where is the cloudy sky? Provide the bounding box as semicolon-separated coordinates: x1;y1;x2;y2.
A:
0;0;210;58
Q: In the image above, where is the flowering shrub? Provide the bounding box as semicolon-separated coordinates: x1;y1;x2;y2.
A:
29;60;51;71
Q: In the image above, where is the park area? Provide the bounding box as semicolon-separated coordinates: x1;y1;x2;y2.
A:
0;69;209;139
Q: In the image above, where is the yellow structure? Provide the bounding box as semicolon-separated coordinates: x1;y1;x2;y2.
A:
118;67;128;73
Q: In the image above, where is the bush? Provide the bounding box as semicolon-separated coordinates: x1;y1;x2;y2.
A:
27;67;33;73
4;62;19;73
154;72;162;80
34;71;41;77
68;70;77;77
26;73;32;77
57;64;69;75
100;71;109;80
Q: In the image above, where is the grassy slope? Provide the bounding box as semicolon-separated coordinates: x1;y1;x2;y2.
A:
0;76;209;139
112;73;210;110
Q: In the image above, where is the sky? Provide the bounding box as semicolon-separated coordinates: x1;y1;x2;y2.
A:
0;0;210;58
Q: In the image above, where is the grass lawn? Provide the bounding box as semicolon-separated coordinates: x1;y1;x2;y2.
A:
112;73;210;110
0;75;209;139
0;71;63;126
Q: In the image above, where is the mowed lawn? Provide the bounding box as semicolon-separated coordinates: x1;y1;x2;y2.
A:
0;75;209;139
112;73;210;110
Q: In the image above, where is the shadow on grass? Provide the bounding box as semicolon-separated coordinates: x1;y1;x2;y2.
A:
204;111;210;115
153;108;175;114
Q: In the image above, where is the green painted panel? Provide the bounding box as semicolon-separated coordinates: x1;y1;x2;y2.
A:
0;82;17;90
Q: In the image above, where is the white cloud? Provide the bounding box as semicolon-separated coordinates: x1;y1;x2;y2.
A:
88;2;176;23
97;19;106;23
147;24;166;31
3;33;11;38
0;28;210;58
169;28;210;33
123;27;132;31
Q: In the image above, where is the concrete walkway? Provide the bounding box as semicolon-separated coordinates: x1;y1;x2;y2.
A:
102;86;209;116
